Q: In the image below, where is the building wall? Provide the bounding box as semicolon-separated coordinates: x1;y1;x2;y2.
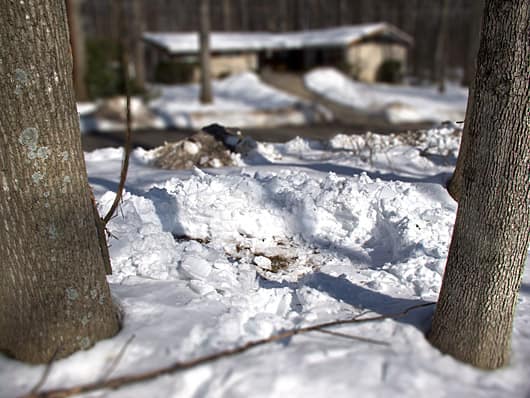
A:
345;42;407;82
145;42;407;84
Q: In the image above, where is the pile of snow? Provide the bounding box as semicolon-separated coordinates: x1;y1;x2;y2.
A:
305;68;468;124
102;168;454;291
149;72;329;129
3;125;530;398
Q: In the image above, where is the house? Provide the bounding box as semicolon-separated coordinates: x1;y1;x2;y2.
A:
143;23;413;84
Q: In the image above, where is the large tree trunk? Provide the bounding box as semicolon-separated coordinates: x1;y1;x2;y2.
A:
65;0;88;101
429;0;529;369
0;0;119;363
199;0;213;104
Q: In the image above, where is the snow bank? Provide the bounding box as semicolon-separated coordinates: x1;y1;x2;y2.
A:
305;68;468;124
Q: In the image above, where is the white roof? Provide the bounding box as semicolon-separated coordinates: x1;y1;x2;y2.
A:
143;23;413;54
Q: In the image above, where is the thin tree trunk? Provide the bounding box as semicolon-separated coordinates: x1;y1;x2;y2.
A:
199;0;213;103
222;0;231;31
462;0;484;86
429;0;529;369
434;0;450;92
0;0;119;363
239;0;248;30
65;0;88;100
338;0;348;25
132;0;146;90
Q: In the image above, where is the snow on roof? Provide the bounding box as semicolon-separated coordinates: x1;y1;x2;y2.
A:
143;23;413;55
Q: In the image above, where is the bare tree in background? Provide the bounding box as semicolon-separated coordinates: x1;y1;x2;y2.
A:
429;0;529;369
65;0;88;100
462;0;484;86
239;0;249;30
199;0;213;103
433;0;450;92
0;0;119;363
222;0;232;30
132;0;146;90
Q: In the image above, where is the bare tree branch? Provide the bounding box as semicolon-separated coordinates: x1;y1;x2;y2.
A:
29;346;61;395
314;328;390;346
98;334;136;382
102;0;132;226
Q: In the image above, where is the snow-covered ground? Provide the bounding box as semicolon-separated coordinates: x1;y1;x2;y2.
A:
79;73;328;133
150;72;329;129
2;126;529;398
305;68;468;124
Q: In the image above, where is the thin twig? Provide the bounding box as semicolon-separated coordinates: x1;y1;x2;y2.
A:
99;334;135;382
102;0;132;226
29;346;61;395
20;302;434;398
314;328;390;346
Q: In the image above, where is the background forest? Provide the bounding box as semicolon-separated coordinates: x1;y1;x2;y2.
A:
82;0;483;85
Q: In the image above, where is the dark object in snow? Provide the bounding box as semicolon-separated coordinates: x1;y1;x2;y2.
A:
202;123;241;150
202;123;258;155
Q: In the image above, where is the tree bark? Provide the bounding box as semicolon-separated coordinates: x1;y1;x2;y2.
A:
429;0;529;369
199;0;213;104
0;0;119;363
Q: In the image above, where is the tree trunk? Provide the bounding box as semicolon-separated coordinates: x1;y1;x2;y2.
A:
199;0;213;104
429;0;529;369
132;0;146;90
338;0;348;25
222;0;232;31
0;0;119;363
462;0;485;86
65;0;88;101
433;0;450;92
239;0;248;30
